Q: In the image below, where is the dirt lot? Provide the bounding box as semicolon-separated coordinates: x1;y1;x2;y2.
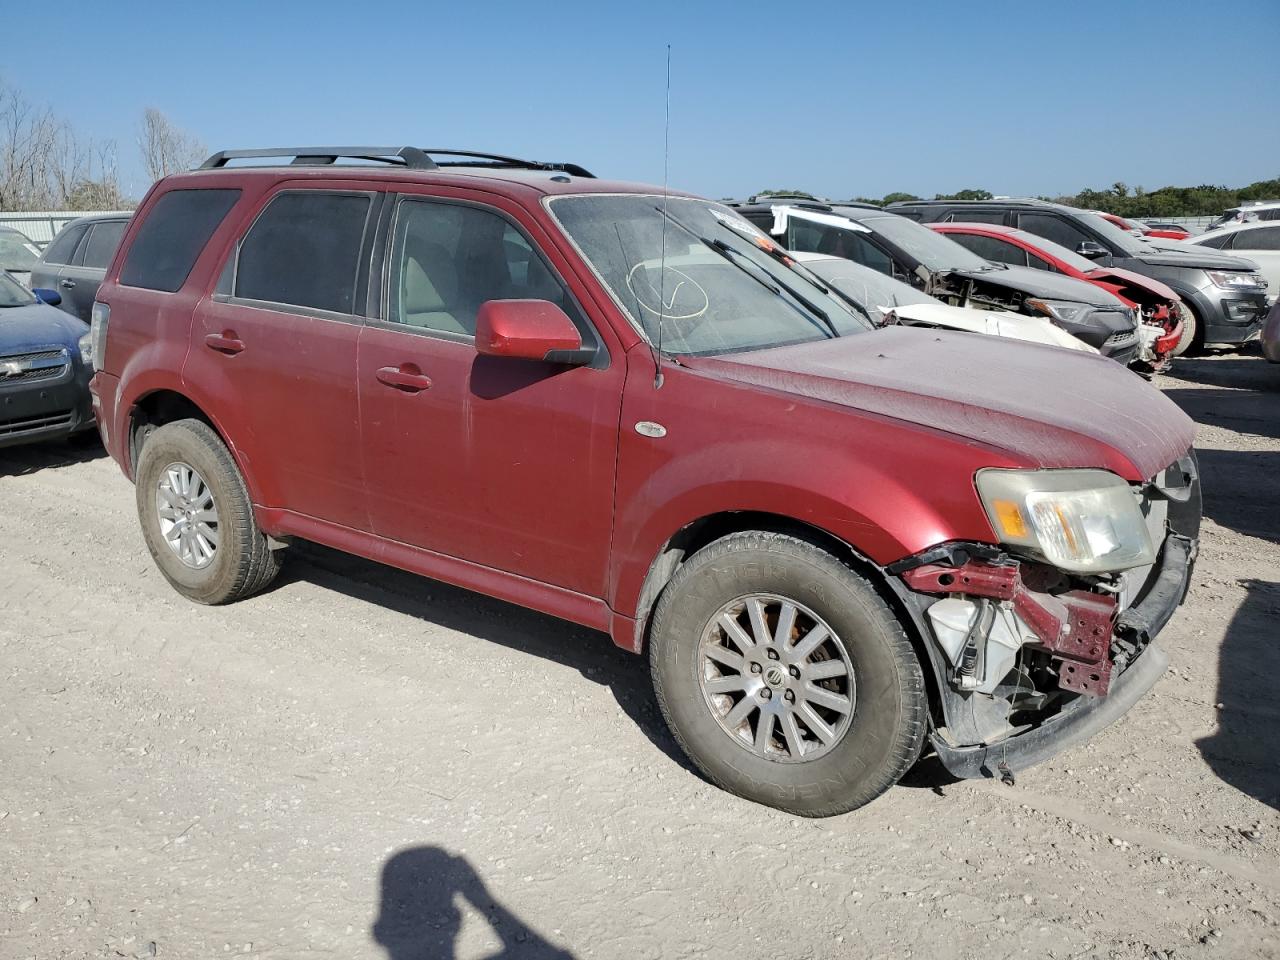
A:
1;354;1277;960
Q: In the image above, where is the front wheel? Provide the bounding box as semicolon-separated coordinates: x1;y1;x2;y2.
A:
1170;300;1200;357
648;531;927;817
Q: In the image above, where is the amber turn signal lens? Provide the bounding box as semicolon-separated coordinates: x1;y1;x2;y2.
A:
992;499;1028;539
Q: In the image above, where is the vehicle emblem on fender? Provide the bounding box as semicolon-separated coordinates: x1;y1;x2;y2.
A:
634;421;667;438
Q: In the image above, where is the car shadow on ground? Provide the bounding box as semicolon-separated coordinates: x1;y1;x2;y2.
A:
372;846;575;959
1197;578;1280;811
0;432;105;476
279;541;699;777
1164;355;1278;396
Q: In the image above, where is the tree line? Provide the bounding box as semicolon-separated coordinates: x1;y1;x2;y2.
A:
0;78;205;212
759;176;1280;217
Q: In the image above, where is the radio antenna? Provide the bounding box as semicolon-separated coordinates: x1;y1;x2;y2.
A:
654;43;671;389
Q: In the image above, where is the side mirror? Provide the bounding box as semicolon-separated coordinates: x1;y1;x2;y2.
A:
475;299;593;365
32;287;62;306
1075;241;1109;260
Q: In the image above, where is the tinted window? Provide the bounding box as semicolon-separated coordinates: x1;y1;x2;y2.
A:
388;199;575;336
235;192;371;314
0;230;39;271
120;189;241;292
945;210;1005;224
43;223;88;265
949;233;1027;266
1027;251;1051;271
1197;232;1235;249
1017;213;1094;252
80;220;128;269
1235;226;1280;251
784;220;895;275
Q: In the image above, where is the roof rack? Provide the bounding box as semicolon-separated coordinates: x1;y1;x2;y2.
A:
198;146;594;178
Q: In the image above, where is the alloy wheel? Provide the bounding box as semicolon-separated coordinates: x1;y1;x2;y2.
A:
155;461;220;569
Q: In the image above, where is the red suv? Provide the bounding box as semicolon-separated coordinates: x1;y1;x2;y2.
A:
89;146;1201;816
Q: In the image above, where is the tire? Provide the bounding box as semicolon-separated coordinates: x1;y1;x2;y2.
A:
1171;300;1200;357
648;531;927;817
134;418;281;605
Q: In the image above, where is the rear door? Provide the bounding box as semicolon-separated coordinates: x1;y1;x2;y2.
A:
357;190;623;596
59;219;128;322
188;185;377;530
29;222;89;306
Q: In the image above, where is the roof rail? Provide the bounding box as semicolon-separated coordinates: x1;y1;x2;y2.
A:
198;146;595;177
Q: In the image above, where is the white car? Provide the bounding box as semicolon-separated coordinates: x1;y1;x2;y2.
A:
791;252;1098;354
1183;222;1279;303
0;226;41;287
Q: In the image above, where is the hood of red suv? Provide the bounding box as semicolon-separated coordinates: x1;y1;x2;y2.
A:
691;327;1195;481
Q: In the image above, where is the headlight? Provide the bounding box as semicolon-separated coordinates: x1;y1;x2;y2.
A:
1025;298;1089;324
78;332;94;366
1207;270;1265;291
976;468;1155;573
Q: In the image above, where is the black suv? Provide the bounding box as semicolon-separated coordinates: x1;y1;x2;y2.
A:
887;199;1268;352
30;213;131;323
731;199;1141;363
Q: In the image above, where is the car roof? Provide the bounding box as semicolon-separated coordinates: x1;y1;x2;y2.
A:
156;164;687;204
56;212;131;229
933;221;1021;236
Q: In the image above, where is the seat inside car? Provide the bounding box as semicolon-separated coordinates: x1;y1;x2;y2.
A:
399;237;465;333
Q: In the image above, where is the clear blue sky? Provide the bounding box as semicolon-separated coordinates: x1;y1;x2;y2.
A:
6;0;1278;201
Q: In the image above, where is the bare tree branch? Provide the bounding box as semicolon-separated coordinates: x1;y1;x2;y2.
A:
138;107;206;183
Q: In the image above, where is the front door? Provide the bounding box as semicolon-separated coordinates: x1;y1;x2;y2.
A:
357;193;623;596
187;186;376;530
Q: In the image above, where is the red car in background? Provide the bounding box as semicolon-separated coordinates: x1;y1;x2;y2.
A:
1097;212;1190;241
930;222;1184;370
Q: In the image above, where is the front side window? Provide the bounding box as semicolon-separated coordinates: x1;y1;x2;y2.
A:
234;191;371;314
1017;213;1095;253
386;199;576;337
1236;226;1280;251
783;220;894;275
121;188;241;292
80;220;128;270
949;233;1027;267
549;195;871;356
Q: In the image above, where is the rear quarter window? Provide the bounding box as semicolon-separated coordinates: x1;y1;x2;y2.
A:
119;188;241;292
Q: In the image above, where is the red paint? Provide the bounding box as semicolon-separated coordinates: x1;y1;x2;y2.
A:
92;164;1193;657
930;222;1185;360
475;299;581;359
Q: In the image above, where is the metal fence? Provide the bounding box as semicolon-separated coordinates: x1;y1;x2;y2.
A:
0;210;132;244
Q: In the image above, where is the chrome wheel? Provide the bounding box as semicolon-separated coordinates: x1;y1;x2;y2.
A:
155;461;219;569
698;594;855;763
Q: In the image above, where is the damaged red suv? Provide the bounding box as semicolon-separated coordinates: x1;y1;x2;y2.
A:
88;147;1201;816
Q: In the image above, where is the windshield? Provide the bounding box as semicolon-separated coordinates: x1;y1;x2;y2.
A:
859;214;993;273
0;231;40;271
0;270;37;307
802;257;934;315
548;195;871;356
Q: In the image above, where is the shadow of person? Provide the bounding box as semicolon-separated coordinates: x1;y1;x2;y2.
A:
1197;579;1280;811
372;847;576;960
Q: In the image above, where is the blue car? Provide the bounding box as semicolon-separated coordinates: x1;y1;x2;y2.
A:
0;270;95;449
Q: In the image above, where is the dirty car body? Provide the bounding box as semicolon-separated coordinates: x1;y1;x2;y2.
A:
90;151;1200;813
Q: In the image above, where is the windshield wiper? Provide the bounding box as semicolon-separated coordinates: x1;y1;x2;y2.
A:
654;207;841;339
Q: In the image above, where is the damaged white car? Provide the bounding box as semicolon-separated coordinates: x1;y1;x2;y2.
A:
791;251;1098;354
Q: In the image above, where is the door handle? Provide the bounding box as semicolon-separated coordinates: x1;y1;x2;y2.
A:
375;365;432;392
204;332;245;355
59;279;76;289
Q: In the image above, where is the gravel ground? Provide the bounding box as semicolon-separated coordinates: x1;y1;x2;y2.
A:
1;354;1277;960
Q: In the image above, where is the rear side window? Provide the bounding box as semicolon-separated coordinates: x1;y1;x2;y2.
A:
43;223;88;265
945;210;1005;224
120;188;241;292
1197;232;1234;250
80;221;128;269
234;191;371;314
784;221;895;275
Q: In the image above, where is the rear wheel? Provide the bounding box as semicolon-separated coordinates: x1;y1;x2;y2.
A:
134;419;281;604
648;531;927;816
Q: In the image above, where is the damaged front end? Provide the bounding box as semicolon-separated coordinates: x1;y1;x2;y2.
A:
886;452;1201;781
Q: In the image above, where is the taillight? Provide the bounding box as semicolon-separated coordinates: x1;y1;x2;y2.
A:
89;301;110;373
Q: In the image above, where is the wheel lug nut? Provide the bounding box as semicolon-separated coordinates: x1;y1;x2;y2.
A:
784;690;795;703
767;649;779;660
760;688;772;700
750;663;762;674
